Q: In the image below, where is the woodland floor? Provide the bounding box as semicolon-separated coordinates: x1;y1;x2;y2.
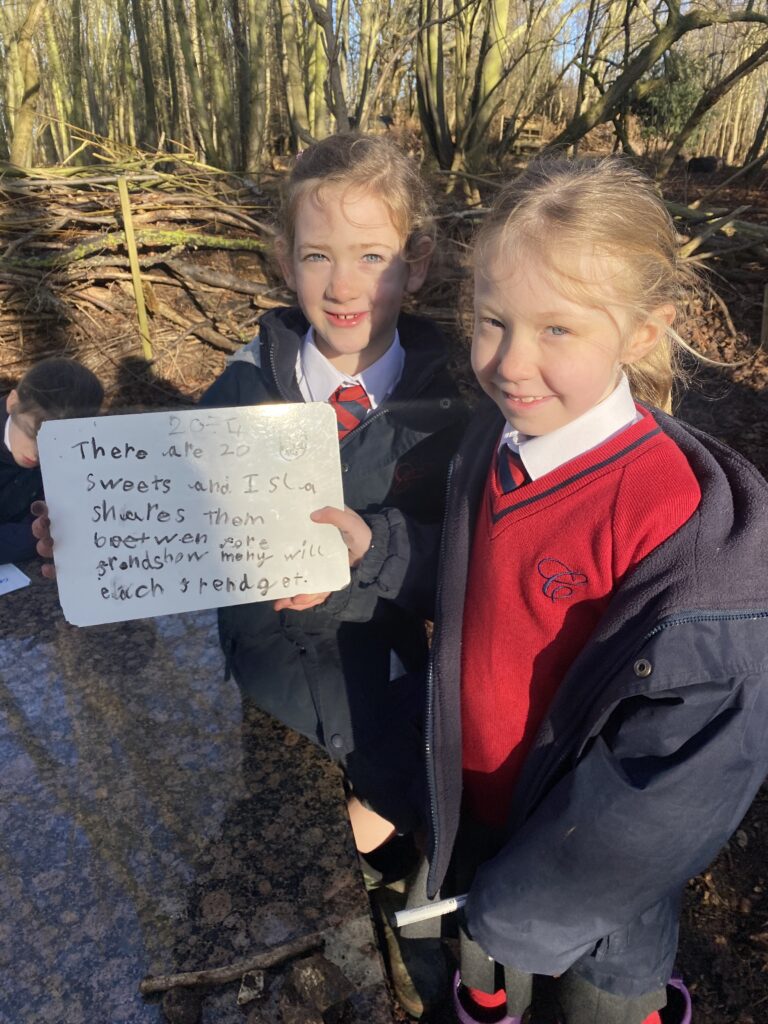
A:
1;160;766;1023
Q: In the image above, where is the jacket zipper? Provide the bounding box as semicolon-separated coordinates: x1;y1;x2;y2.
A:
269;343;299;403
424;455;459;895
638;609;768;645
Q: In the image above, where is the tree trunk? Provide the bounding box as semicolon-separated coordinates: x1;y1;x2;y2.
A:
744;94;768;168
308;0;349;131
243;0;270;170
572;0;599;156
354;0;380;127
657;36;768;179
277;0;312;146
172;0;218;161
462;0;510;173
130;0;159;148
161;0;181;147
69;0;86;132
8;0;48;167
43;6;71;160
416;0;454;169
195;0;236;165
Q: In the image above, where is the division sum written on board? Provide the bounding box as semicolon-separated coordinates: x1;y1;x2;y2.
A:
37;404;350;627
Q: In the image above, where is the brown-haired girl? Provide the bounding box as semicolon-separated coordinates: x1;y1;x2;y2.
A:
2;358;103;564
314;157;768;1023
199;132;465;1010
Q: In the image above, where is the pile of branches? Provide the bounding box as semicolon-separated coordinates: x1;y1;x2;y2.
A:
0;155;286;401
670;201;768;284
1;152;764;405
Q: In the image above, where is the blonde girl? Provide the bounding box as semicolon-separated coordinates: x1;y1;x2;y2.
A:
316;157;768;1024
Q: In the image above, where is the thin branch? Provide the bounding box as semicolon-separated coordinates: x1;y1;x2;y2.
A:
139;932;324;995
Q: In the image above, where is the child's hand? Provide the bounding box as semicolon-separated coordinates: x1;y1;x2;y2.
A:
309;505;373;567
31;500;56;579
272;506;372;613
273;591;331;612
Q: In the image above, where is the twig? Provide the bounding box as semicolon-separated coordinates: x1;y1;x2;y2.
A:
166;258;270;296
139;931;324;995
678;206;752;259
705;284;739;339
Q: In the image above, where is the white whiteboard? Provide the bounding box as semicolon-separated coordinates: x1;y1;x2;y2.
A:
38;404;350;626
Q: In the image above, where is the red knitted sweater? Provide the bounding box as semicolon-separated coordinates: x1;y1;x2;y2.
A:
461;408;701;827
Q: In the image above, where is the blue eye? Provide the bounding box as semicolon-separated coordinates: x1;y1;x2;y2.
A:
303;252;327;263
479;316;504;330
547;325;569;336
362;253;385;264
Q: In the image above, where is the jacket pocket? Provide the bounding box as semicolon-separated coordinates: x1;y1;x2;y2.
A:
592;923;630;961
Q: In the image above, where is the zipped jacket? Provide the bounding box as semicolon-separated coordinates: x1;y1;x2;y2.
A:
340;397;768;996
199;307;466;827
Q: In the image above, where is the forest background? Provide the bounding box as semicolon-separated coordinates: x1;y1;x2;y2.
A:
2;0;768;179
1;3;767;1024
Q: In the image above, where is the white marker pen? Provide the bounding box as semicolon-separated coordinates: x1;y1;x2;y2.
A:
392;893;468;928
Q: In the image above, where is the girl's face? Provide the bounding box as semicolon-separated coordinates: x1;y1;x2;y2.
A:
5;391;40;468
279;185;429;376
472;249;663;437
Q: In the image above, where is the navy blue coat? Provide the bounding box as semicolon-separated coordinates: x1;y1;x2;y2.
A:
199;307;467;827
342;398;768;996
0;398;42;564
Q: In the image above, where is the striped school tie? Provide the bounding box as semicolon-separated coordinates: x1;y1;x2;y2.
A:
497;444;529;493
329;383;372;440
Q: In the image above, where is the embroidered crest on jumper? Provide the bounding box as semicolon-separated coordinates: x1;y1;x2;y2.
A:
538;558;588;601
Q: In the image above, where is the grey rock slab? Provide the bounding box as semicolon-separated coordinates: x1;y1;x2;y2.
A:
0;566;393;1023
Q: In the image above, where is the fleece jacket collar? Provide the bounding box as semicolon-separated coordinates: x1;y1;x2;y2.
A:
255;306;452;406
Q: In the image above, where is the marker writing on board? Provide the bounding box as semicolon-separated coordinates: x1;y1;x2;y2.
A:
392;893;468;929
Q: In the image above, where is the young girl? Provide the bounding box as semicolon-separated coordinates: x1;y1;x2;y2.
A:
315;158;768;1024
2;358;103;564
198;131;465;990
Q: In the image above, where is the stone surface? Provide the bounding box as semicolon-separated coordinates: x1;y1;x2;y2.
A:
0;565;393;1023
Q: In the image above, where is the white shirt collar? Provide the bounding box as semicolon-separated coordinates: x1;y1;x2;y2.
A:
296;327;405;409
499;374;641;481
3;410;10;451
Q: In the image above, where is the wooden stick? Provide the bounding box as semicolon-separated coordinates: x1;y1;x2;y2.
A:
118;176;153;360
139;931;324;995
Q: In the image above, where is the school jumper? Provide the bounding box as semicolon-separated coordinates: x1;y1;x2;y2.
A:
198;306;466;829
334;395;768;1000
0;397;42;564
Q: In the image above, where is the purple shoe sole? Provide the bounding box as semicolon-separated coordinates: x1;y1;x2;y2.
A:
664;976;692;1024
452;971;522;1024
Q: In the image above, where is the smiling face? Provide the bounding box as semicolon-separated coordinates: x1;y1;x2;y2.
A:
5;391;41;468
278;184;429;375
471;249;665;437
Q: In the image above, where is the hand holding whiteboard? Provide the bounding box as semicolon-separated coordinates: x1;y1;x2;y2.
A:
38;404;350;626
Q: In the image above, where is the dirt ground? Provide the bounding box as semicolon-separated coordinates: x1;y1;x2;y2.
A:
2;162;766;1022
647;172;768;1024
